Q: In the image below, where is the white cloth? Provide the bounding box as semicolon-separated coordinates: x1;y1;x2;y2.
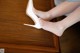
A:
54;0;80;6
54;0;66;6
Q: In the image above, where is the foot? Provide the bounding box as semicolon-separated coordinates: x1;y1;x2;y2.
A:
33;8;51;21
26;0;52;21
39;18;66;36
25;0;41;29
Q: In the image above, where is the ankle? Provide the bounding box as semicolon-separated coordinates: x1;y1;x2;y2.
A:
46;11;54;20
58;21;67;31
43;11;52;20
36;11;51;21
34;8;52;21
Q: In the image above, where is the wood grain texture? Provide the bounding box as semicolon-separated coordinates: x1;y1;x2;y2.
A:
0;0;60;53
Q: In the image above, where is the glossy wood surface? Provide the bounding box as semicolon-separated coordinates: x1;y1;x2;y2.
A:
0;0;60;53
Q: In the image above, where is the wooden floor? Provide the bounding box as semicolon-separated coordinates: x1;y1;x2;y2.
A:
0;0;60;53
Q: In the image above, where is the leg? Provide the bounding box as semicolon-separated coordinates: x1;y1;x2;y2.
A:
34;1;80;21
39;7;80;36
34;8;50;21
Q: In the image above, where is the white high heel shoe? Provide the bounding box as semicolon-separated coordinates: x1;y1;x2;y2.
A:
24;0;41;29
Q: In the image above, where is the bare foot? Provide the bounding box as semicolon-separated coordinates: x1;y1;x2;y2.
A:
39;18;65;36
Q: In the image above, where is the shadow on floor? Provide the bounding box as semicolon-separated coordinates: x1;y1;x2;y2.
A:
60;22;80;53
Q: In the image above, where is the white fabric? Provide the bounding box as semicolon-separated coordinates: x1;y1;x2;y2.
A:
54;0;66;6
54;0;80;6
